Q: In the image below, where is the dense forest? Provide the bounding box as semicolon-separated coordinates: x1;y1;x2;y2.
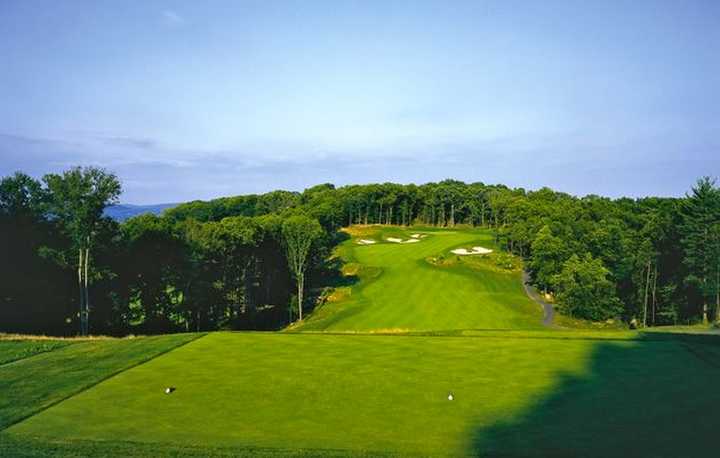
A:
1;167;719;336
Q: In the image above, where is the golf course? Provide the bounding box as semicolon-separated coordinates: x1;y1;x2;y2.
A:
2;226;719;457
297;226;543;332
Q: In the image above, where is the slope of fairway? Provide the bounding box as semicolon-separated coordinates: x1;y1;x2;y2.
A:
0;339;70;366
298;226;542;332
0;333;200;430
5;331;720;457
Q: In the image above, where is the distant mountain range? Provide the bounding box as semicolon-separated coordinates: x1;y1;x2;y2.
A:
104;203;179;221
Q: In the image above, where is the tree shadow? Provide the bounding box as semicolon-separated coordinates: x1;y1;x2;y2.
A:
468;332;720;457
303;232;360;317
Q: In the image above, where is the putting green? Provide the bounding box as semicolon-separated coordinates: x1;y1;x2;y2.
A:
6;331;720;457
298;227;543;332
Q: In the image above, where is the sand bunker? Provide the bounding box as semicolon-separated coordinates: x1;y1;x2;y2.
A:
451;246;493;255
357;239;377;245
410;234;427;239
386;237;420;244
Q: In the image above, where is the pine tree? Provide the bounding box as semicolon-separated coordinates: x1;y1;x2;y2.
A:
680;177;720;323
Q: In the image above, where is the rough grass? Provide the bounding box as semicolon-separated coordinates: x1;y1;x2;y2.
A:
0;333;201;430
298;226;543;332
0;340;70;366
4;331;719;457
0;435;406;457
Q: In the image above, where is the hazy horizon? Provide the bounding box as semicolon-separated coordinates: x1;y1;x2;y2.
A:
2;0;718;204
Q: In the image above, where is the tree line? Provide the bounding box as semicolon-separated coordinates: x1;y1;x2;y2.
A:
1;169;718;335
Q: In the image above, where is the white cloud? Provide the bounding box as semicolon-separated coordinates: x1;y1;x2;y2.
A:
161;10;185;27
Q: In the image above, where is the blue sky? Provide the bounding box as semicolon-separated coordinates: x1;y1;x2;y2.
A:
1;0;718;203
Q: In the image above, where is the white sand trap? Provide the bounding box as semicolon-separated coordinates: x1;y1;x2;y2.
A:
451;246;493;255
357;239;377;245
386;237;421;244
410;234;428;239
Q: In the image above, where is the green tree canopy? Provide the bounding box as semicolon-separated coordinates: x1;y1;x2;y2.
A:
553;254;623;321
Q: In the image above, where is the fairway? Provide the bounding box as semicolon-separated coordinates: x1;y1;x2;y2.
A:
4;331;720;457
3;228;719;457
298;227;543;332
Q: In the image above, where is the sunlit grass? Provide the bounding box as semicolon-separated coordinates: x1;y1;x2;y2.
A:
0;333;201;430
4;331;718;457
299;226;543;331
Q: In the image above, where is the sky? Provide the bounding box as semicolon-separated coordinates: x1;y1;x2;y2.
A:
1;0;718;204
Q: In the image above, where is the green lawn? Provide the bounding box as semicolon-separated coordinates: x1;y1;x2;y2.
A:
0;339;71;366
4;331;720;457
3;227;718;457
298;226;543;332
0;333;200;430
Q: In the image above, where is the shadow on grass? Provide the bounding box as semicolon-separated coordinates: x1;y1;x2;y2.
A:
468;332;720;457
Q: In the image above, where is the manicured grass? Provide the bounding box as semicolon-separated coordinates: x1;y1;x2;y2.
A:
5;331;720;457
0;333;200;430
0;340;70;366
0;435;394;457
298;226;543;332
3;228;716;456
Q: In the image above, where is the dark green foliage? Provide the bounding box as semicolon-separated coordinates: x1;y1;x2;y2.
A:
42;167;121;247
164;191;300;222
42;167;122;335
529;225;566;291
552;254;623;321
0;173;73;334
680;177;720;323
1;165;718;333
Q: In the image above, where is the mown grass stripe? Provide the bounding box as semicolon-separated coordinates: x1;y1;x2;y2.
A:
0;340;72;368
0;333;204;432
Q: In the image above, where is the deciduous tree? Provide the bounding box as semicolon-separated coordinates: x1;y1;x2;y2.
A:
282;215;322;321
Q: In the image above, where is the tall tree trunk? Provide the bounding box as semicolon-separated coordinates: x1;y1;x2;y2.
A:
297;274;304;321
84;247;89;335
242;258;255;315
78;248;84;335
703;275;708;324
651;262;658;326
450;203;455;227
716;264;719;322
643;260;650;328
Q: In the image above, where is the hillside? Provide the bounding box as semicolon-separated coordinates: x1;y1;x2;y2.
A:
104;203;178;221
297;226;544;332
